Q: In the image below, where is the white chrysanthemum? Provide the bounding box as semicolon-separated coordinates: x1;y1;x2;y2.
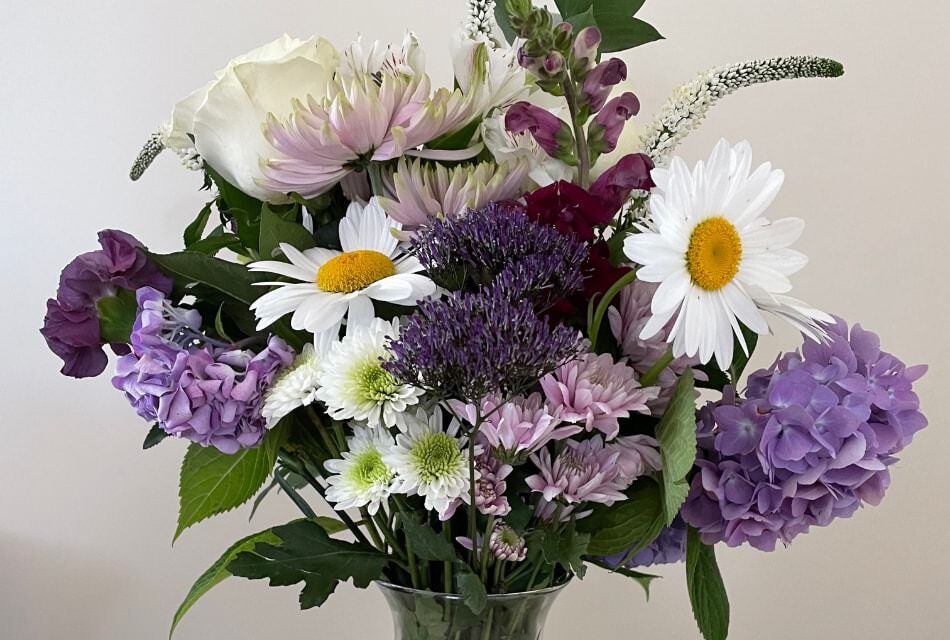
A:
249;198;436;334
324;425;396;515
624;139;831;370
261;331;336;426
383;409;476;518
315;318;423;428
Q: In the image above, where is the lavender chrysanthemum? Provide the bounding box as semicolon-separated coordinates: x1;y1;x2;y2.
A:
682;317;928;551
410;201;586;304
384;285;584;402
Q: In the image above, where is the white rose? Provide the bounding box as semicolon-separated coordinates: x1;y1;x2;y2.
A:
161;34;339;202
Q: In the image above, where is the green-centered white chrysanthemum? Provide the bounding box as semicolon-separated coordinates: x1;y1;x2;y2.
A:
261;331;336;427
324;425;396;515
383;408;477;518
315;318;423;428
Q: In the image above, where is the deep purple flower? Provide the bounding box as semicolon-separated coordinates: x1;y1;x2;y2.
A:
589;92;641;155
384;285;584;402
112;288;295;454
588;153;655;211
524;180;616;241
41;230;172;378
582;59;628;113
505;102;574;159
682;317;928;550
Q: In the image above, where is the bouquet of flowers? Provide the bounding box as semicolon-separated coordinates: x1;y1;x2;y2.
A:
41;1;929;638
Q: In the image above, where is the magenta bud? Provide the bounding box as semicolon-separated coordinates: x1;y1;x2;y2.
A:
505;102;574;158
543;51;566;76
590;153;656;211
582;58;628;112
573;26;602;63
591;91;640;154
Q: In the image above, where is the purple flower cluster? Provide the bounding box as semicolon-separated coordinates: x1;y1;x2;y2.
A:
603;517;688;569
384;284;584;402
682;318;928;550
41;230;172;378
411;202;586;305
112;287;295;454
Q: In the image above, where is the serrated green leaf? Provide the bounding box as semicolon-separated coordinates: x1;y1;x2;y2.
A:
540;525;589;578
175;421;289;541
401;519;457;562
228;519;388;610
150;251;268;306
184;202;214;247
686;527;730;640
655;369;697;524
456;567;488;615
143;424;169;450
259;205;315;260
577;479;665;556
169;526;282;637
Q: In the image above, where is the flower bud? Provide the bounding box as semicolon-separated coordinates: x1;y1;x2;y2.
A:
582;58;628;112
505;102;576;161
588;92;640;155
573;26;602;66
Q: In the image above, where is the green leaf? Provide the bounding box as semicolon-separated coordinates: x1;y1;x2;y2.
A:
577;479;665;556
401;519;457;562
185;234;243;256
587;558;659;599
259;204;315;260
150;251;268;306
494;1;517;43
556;0;593;16
206;166;264;251
540;524;589;578
655;369;697;524
143;424;169;450
175;421;290;542
227;519;388;610
96;288;138;344
169;526;282;638
566;7;597;32
456;566;488;615
184;202;214;247
593;0;663;52
686;527;730;640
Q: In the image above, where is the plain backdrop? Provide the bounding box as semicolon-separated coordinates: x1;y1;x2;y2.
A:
2;1;949;638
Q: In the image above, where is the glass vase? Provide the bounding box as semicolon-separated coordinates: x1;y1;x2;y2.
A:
378;580;569;640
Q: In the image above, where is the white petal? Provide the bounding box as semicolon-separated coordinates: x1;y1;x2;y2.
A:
721;282;770;334
346;295;375;333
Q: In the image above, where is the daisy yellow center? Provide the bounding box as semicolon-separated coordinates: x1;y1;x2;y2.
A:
686;217;743;291
348;449;391;490
317;250;396;293
411;433;462;483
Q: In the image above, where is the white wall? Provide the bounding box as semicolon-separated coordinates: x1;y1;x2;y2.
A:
2;1;949;638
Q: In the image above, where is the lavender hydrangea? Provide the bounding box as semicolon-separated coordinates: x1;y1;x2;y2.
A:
602;517;687;569
410;201;587;304
682;318;928;550
112;287;295;454
384;284;584;402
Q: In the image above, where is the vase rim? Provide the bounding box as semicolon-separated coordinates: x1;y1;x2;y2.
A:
375;576;572;601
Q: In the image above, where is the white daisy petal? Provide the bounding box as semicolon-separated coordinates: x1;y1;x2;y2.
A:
346;295;375;333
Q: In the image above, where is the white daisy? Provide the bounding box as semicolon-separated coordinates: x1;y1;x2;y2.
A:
249;197;436;334
315;318;423;428
623;139;831;370
261;330;337;426
383;408;477;518
324;425;396;515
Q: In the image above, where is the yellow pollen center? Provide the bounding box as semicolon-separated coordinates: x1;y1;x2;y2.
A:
316;250;396;293
686;216;742;291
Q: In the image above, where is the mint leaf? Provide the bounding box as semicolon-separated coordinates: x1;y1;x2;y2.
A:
686;527;730;640
175;421;289;541
577;479;665;556
228;519;388;610
655;369;697;524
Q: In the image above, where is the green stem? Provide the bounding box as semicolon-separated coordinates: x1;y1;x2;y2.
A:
297;461;373;548
443;523;454;593
274;471;317;518
360;507;386;551
640;349;675;387
562;79;591;189
305;406;341;458
405;531;421;589
467;411;481;570
588;269;638;349
479;516;496;582
368;162;387;197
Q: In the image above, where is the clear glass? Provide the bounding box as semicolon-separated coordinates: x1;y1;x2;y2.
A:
378;580;569;640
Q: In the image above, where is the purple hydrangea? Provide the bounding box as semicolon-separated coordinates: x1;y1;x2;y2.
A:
411;202;587;305
384;284;584;402
41;230;172;378
682;318;928;551
112;287;295;454
603;517;688;569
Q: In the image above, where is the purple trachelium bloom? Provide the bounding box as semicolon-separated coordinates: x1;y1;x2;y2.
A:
589;92;641;155
603;517;688;569
505;102;574;159
411;201;586;304
449;393;579;463
581;58;627;113
41;230;172;378
112;288;295;454
384;284;584;402
540;352;659;439
682;317;928;551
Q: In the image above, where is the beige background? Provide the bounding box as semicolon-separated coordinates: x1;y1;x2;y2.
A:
2;1;949;638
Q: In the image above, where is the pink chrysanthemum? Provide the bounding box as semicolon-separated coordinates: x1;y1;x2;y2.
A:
526;436;630;506
540;352;658;439
441;452;512;520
